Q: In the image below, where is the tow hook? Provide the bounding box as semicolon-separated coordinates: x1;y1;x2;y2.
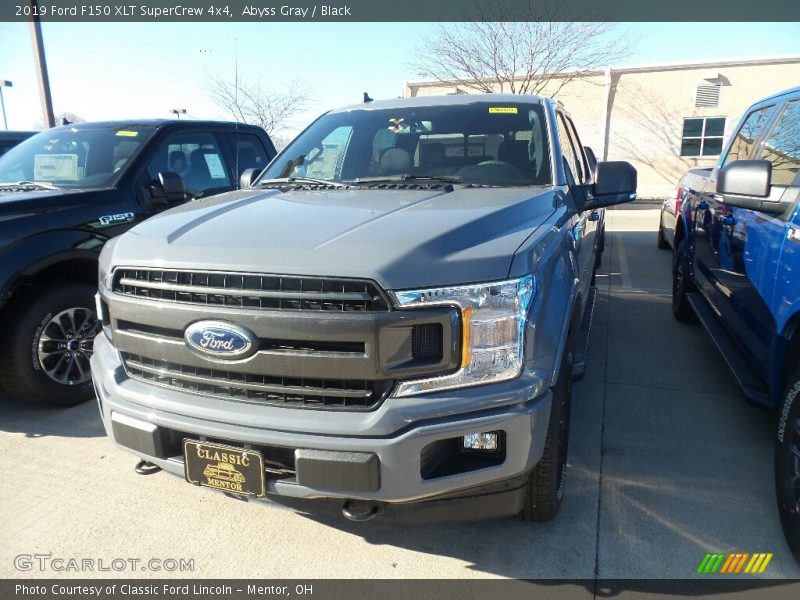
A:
134;460;162;475
342;499;382;522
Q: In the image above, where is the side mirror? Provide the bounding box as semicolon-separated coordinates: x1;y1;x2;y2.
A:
145;171;186;207
717;159;770;198
239;167;261;189
158;171;186;200
716;160;786;214
582;161;637;210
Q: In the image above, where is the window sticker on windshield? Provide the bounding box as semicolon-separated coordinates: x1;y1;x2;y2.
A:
204;153;227;179
115;130;139;137
489;107;518;114
33;154;78;181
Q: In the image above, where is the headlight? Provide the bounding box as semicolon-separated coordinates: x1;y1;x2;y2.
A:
97;263;113;291
390;275;535;397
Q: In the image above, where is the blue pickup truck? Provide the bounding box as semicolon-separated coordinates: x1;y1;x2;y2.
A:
671;86;800;559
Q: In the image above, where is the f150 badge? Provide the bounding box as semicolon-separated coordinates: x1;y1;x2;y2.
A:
184;321;257;359
98;212;134;226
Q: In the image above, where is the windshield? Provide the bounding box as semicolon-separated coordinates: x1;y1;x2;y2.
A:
260;101;552;187
0;125;155;189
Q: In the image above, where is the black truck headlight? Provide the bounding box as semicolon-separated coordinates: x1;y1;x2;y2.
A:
390;275;535;396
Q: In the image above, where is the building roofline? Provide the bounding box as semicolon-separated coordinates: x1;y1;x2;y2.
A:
405;55;800;89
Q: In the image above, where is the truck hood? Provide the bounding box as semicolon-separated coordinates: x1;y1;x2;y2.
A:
111;186;556;289
0;187;99;216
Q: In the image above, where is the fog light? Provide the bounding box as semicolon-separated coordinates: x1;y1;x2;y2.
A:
462;432;499;451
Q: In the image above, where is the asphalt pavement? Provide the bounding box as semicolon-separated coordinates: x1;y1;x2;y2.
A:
1;208;798;580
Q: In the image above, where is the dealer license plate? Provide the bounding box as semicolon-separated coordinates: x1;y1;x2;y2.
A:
183;439;265;497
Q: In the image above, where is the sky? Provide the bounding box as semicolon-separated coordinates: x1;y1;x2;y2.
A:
0;21;799;137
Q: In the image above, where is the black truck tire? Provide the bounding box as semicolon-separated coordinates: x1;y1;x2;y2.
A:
672;239;697;323
0;282;100;406
776;366;800;562
521;333;574;522
657;224;670;249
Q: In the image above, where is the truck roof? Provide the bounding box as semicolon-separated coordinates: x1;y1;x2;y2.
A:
331;93;549;113
44;119;265;131
752;85;800;106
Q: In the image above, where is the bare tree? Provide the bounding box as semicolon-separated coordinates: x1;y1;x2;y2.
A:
208;76;311;143
411;1;634;96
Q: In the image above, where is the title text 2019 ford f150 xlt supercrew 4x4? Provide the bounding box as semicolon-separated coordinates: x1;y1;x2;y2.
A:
91;95;636;522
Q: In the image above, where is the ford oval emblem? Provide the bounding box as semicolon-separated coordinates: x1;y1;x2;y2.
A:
184;321;257;360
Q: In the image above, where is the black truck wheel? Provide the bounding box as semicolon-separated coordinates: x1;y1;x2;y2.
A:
657;224;670;249
0;282;100;406
776;366;800;562
521;334;574;522
672;239;696;323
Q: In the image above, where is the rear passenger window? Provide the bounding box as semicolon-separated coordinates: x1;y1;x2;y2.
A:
722;106;775;167
759;100;800;186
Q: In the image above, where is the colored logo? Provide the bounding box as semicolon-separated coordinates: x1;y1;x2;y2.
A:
184;321;256;359
697;552;773;574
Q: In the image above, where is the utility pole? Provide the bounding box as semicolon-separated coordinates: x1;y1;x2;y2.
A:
28;0;55;128
0;81;11;130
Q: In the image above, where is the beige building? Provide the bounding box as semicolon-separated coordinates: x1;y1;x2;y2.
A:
405;57;800;198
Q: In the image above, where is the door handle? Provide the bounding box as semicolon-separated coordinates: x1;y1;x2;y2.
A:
588;211;600;222
697;201;708;210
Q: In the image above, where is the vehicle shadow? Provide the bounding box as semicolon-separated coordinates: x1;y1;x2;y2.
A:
0;394;104;438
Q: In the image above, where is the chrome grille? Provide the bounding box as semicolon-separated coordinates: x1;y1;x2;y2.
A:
113;268;390;312
121;353;391;411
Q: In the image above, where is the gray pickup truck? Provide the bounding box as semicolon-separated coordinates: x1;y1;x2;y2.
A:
90;94;636;522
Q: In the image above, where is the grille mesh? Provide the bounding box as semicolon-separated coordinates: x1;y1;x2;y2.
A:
121;353;391;411
113;268;390;312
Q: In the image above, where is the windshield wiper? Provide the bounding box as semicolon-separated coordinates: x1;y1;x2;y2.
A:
258;176;348;188
0;180;62;191
350;175;464;185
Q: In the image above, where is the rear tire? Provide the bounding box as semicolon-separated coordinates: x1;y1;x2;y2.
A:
521;333;574;522
671;239;696;323
0;282;100;407
657;223;670;249
776;366;800;563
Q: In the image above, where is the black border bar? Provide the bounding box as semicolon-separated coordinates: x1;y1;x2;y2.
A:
3;579;800;600
1;0;800;22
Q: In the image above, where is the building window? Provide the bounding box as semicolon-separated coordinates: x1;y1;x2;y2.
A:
680;117;726;157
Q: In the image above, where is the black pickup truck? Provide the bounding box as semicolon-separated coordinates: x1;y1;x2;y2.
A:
0;120;275;406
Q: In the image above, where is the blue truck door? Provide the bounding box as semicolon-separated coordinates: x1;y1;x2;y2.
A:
691;106;780;370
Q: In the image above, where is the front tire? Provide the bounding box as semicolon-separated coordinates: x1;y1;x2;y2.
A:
776;366;800;562
521;334;574;522
0;282;100;406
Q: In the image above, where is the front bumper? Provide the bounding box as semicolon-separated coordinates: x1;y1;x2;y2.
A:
91;334;551;516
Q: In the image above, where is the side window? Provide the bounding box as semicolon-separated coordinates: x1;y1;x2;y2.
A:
234;133;270;177
721;106;775;167
147;132;232;198
555;113;583;184
564;116;590;180
759;100;800;186
300;126;353;180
